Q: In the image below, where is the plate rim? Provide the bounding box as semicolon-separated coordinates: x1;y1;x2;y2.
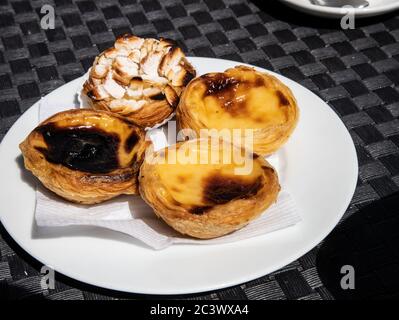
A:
279;0;399;18
0;57;359;295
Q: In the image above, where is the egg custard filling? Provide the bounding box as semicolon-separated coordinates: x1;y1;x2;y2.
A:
177;66;299;155
19;109;148;204
152;140;265;211
140;139;280;238
32;111;142;173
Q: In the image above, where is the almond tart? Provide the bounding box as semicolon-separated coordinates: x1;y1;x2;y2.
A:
82;34;196;129
139;138;280;239
20;109;149;204
177;66;299;155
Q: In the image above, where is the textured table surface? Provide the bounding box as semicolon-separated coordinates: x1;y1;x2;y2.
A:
1;0;399;300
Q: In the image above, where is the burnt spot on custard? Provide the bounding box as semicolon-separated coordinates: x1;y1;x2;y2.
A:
276;90;290;106
188;174;263;215
254;77;265;87
125;131;139;153
202;74;240;96
35;123;120;174
202;74;245;116
203;174;263;205
201;73;269;116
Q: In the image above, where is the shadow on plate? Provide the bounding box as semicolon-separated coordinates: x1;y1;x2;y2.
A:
316;192;399;299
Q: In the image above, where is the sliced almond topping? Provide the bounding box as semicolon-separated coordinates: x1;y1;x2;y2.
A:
160;47;184;77
169;68;190;87
98;54;112;66
143;86;162;97
103;48;119;59
115;35;144;51
141;50;164;79
103;74;125;99
113;56;139;79
91;64;108;79
84;35;196;116
93;84;110;100
140;73;168;84
128;49;141;63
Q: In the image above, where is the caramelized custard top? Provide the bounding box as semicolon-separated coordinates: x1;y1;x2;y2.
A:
35;124;121;174
31;110;144;174
186;67;293;129
153;140;267;214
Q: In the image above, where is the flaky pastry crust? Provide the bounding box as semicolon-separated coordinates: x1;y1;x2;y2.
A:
139;139;280;239
177;66;299;155
20;109;149;204
82;34;196;128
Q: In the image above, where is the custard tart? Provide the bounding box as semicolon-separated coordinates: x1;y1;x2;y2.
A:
139;139;280;239
177;66;299;155
20;109;149;204
82;34;196;129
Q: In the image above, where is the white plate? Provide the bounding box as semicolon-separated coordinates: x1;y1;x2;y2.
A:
0;57;358;295
279;0;399;18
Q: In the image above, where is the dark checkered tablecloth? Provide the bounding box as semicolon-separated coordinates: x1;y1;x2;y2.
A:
0;0;398;300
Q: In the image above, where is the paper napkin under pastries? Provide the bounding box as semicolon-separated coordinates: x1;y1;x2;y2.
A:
34;93;301;250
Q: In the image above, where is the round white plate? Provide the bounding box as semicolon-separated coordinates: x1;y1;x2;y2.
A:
0;57;358;295
279;0;399;18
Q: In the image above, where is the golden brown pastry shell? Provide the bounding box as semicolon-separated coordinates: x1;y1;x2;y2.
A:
20;109;149;204
82;86;176;129
139;140;280;239
82;35;196;129
177;66;299;156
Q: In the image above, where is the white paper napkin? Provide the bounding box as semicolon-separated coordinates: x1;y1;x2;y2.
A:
34;93;301;250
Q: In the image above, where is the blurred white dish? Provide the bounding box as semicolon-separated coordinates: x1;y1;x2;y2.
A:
280;0;399;17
